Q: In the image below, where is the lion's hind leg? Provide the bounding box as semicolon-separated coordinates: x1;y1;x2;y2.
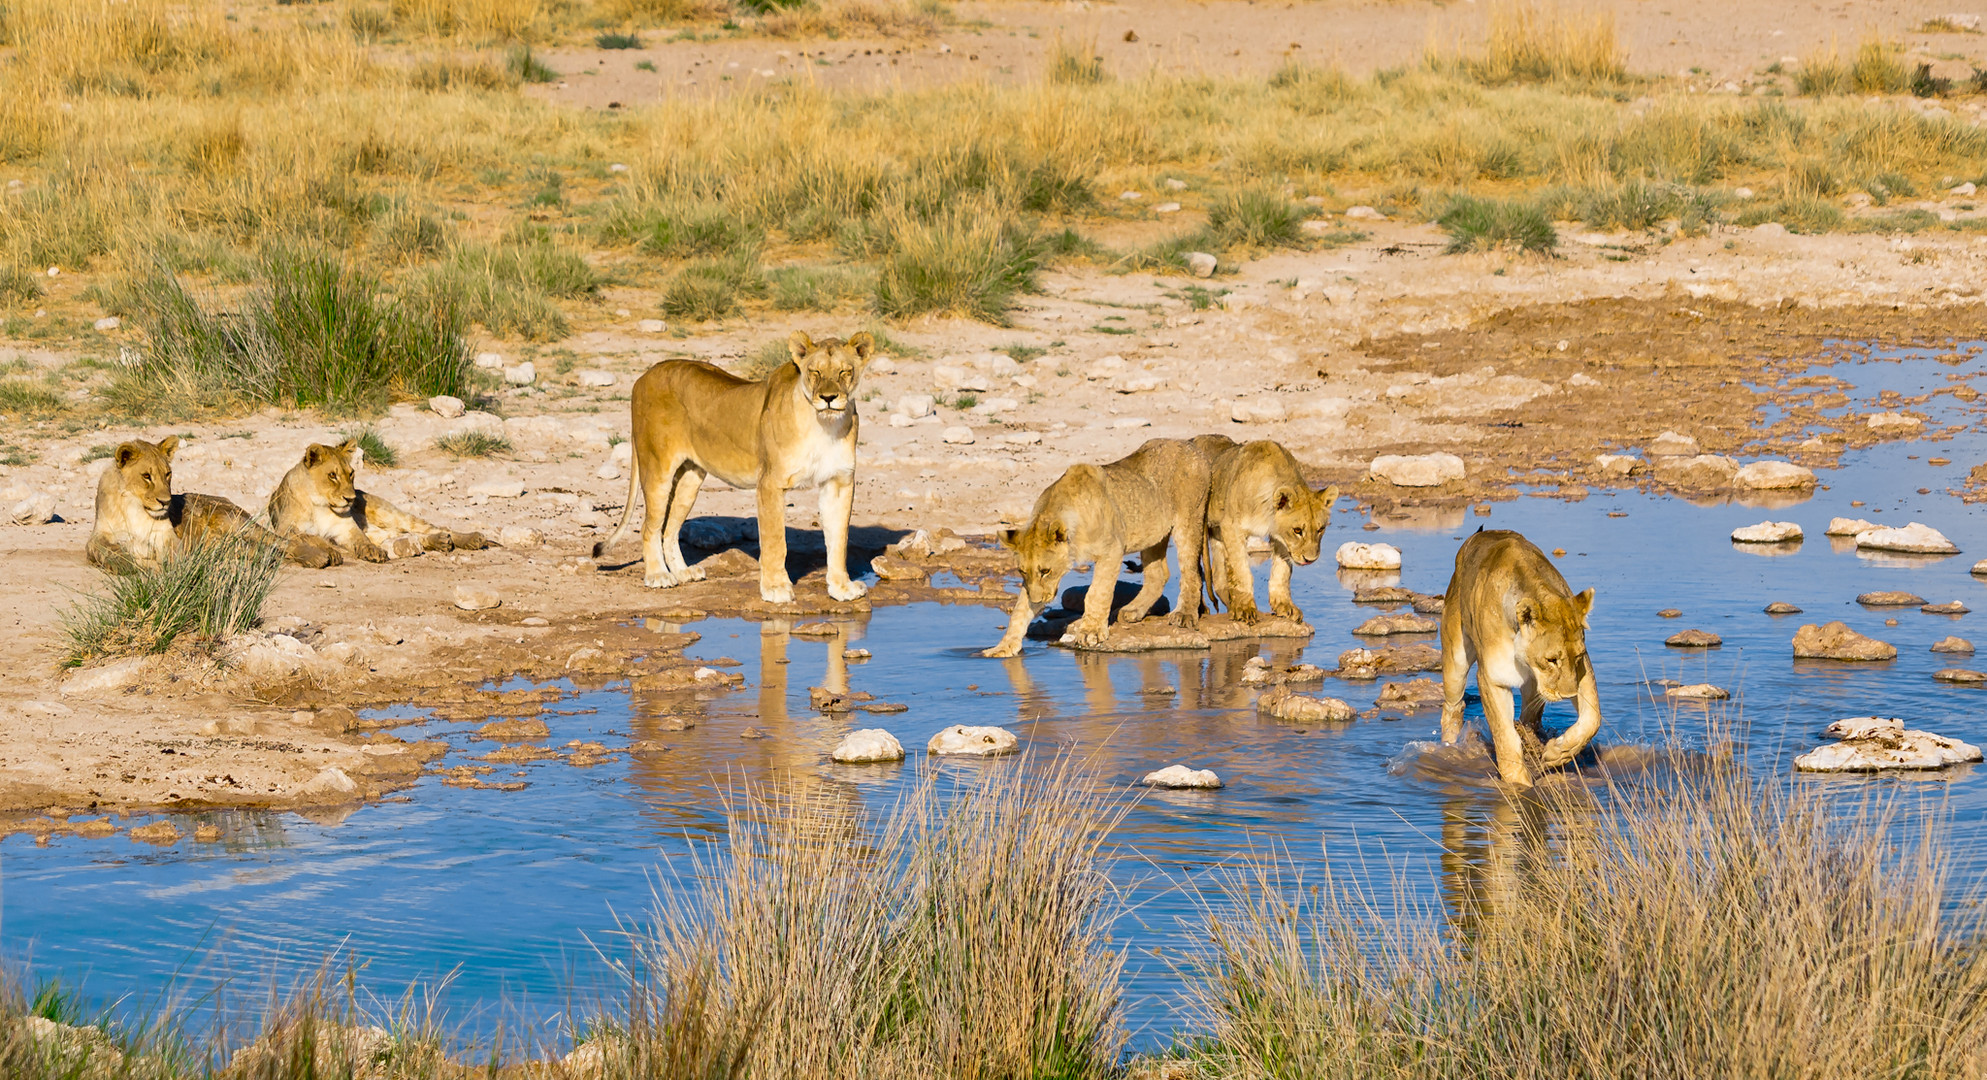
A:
1117;540;1170;625
1439;626;1472;745
640;453;688;589
661;463;707;582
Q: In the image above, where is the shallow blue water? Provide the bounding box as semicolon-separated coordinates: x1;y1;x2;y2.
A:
7;347;1987;1051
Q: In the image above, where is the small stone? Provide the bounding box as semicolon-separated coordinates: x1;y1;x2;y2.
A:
577;369;616;387
1667;683;1730;699
1826;517;1880;536
1647;431;1700;457
1142;765;1223;789
832;729;905;764
1164;178;1188;191
1953;181;1979;197
1155;202;1182;214
1258;687;1356;723
503;362;536;386
1368;453;1465;487
1934;668;1987;683
897;392;936;419
595;459;622;481
1119;190;1143;200
1353;613;1439;636
1336;541;1402;570
1752;222;1788;237
1731;521;1802;543
468;480;526;499
92;316;120;331
429;395;466;419
128;820;182;845
1855;522;1958;554
382;534;425;560
1595;454;1642;477
1654;454;1739;489
474;352;505;369
942;426;976;445
1923;601;1970;615
497;525;543;549
739;726;769;739
1657;609;1682;618
1343;205;1385;220
296;766;359;798
927;724;1019;756
1666;629;1722;648
1932;636;1975;654
1187;252;1218;278
6;493;55;525
1375;678;1443;708
1230;397;1287;424
637;319;667;333
1867;411;1923;431
1733;461;1815;490
843;647;871;660
1857;591;1927;607
1568;372;1600;387
1793;621;1897;661
1765;602;1803;614
454;585;501;611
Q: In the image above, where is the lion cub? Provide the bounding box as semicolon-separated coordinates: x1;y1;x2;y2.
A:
268;438;487;563
85;436;338;571
982;438;1212;657
1439;528;1601;786
1198;438;1337;624
593;331;873;604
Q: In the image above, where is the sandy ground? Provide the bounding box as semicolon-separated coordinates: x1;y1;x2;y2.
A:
524;0;1987;108
4;197;1986;832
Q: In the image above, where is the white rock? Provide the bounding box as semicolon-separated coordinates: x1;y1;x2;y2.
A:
498;525;543;549
1825;516;1880;536
1666;683;1730;699
1343;205;1385;220
1595;454;1642;477
92;316;120;331
1953;181;1978;197
637;319;667;333
296;766;359;798
1165;178;1188;191
611;441;633;463
1867;411;1922;431
1753;222;1788;237
468;480;526;499
999;430;1044;445
1155;202;1182;214
1647;431;1699;456
474;352;505;369
1142;765;1224;789
503;362;536;386
595;459;622;481
1568;372;1599;387
941;426;976;445
1369;453;1465;487
1114;374;1163;394
970;396;1018;415
1187;252;1218;278
454;585;501;611
927;724;1018;756
237;635;319;681
831;729;905;764
932;365;989;392
1119;190;1143;201
1734;460;1815;489
428;395;466;419
1231;398;1288;424
576;369;616;388
1795;716;1983;772
1085;355;1127;380
6;493;55;524
61;656;150;696
1855;521;1959;554
1732;520;1802;543
897;393;935;419
1336;541;1402;570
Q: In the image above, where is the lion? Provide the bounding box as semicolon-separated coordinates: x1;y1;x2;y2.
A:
268;438;487;563
1199;438;1337;625
1438;528;1601;786
592;330;874;605
981;438;1212;658
85;436;340;571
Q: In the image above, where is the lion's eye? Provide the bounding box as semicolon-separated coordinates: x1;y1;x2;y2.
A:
1293;526;1305;536
142;473;152;482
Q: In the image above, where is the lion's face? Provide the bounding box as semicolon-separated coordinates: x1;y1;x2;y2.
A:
788;330;874;417
1516;588;1594;700
1269;484;1337;566
1000;519;1073;606
115;436;179;519
301;439;361;515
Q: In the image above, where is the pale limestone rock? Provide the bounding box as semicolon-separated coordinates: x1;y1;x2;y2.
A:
1792;621;1896;661
428;395;466;418
1336;541;1402;570
1369;453;1465;487
1867;411;1922;431
1825;516;1880;536
296;766;360;798
503;361;536;386
1667;683;1730;699
927;724;1019;756
1733;461;1815;489
468;480;526;499
832;729;905;764
1795;716;1982;772
897;392;935;419
1731;520;1802;543
1855;521;1958;554
1595;454;1642;477
577;369;616;387
942;426;976;445
1258;687;1355;722
1187;252;1217;278
498;525;543;549
1647;431;1699;456
60;656;149;696
1142;765;1224;789
454;585;501;611
1231;398;1287;423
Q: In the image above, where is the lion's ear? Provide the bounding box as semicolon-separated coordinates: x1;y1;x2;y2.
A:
1274;488;1295;511
304;444;327;468
1316;485;1339;509
1515;597;1538;626
1573;588;1595;622
787;330;815;364
116;443;140;469
157;436;180;458
849;331;875;368
1047;523;1067;545
997;527;1020;549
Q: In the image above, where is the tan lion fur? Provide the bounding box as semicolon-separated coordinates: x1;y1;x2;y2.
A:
268;438;486;563
1198;438;1337;624
85;436;339;571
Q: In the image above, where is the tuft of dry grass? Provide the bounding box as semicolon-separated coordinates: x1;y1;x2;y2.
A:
1457;0;1625;85
756;0;947;40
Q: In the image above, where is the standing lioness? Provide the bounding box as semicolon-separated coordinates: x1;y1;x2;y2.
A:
982;438;1211;657
1202;439;1337;625
593;331;873;604
1439;528;1601;786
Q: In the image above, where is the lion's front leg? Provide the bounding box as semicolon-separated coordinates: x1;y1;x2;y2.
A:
1481;681;1532;787
982;592;1040;658
1266;543;1302;623
1540;657;1602;769
1223;528;1261;624
1068;550;1122;648
819;474;865;602
756;479;794;604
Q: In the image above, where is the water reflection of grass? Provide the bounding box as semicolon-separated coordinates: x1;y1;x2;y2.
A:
11;753;1987;1078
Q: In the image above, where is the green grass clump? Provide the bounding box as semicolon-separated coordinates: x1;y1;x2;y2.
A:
424;234;600;341
1853;39;1910;93
601;198;762;258
1796;49;1853;96
661;251;764;321
1046;34;1107;85
337;423;398;467
767;263;873;311
0;377;64;416
0;264;43;306
434;429;512;458
1579;181;1684;230
1204;187;1309;249
1438;194;1558;253
1734;194;1845;233
505;45;557;84
596;31;644;49
102;251;472;417
873;210;1041;323
60;527;283;665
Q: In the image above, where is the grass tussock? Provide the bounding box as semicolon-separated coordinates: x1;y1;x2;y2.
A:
872;209;1042;323
756;0;947;41
1046;33;1108;86
0;378;65;417
1191;758;1987;1079
1438;193;1558;253
337;424;400;468
434;429;512;457
424;232;600;340
60;527;283;666
1456;0;1625;85
101;252;474;418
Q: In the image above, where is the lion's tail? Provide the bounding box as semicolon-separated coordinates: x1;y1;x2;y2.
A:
590;453;640;560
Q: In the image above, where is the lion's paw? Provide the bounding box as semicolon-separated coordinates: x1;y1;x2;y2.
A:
828;579;868;602
675;563;707;583
1270;599;1304;623
643;570;681;589
761;580;795;604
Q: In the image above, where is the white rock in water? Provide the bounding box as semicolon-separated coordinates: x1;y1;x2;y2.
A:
897;392;935;419
1732;520;1802;543
832;729;905;764
927;724;1019;756
1855;521;1958;554
1825;516;1879;536
1734;460;1815;489
498;525;543;549
297;766;359;798
1647;431;1699;456
1231;398;1287;424
1867;411;1922;430
1142;765;1224;789
1594;454;1641;477
453;585;501;611
1666;683;1730;700
503;362;536;386
468;480;526;499
1369;453;1465;487
1336;541;1402;570
1795;716;1983;772
577;369;616;387
474;352;505;369
428;395;466;419
942;426;976;445
1187;252;1218;278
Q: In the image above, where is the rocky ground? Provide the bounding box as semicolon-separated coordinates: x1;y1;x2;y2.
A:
3;217;1985;830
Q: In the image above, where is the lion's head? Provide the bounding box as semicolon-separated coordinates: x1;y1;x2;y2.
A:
1515;587;1594;700
1269;484;1337;566
297;438;361;515
112;436;179;519
788;330;874;416
999;517;1074;607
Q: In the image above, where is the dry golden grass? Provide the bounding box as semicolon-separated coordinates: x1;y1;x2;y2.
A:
1434;0;1626;85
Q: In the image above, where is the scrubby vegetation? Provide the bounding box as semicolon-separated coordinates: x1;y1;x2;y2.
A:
59;528;284;666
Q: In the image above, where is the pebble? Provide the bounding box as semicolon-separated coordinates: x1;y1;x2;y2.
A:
468;480;526;499
942;426;976;445
1731;521;1802;543
1647;431;1700;457
1932;636;1975;654
1824;517;1879;536
897;392;935;419
1568;372;1600;387
453;585;501;611
1733;461;1815;490
92;316;120;331
1343;205;1385;220
296;766;359;798
1666;629;1722;648
1186;252;1218;278
502;362;536;386
1657;608;1682;618
521;616;550;626
1975;560;1987;577
1353;613;1439;636
1667;683;1730;700
1857;591;1926;607
474;352;505;369
1141;765;1224;789
6;493;55;525
128;820;182;845
1923;601;1970;615
429;395;466;419
1792;621;1896;661
1795;716;1982;772
792;622;839;637
576;370;616;387
595;459;621;481
637;319;667;333
1230;398;1287;423
843;647;871;660
832;729;905;764
1933;668;1987;684
1375;678;1443;708
383;534;425;559
1368;452;1465;487
497;525;543;549
1336;541;1402;570
927;724;1019;756
1595;454;1642;477
1765;602;1803;614
1258;687;1355;723
1154;202;1181;214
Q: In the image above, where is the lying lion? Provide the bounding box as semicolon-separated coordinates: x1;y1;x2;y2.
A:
1196;436;1337;625
593;330;874;604
1439;527;1602;786
982;438;1212;657
85;436;339;572
268;438;487;562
